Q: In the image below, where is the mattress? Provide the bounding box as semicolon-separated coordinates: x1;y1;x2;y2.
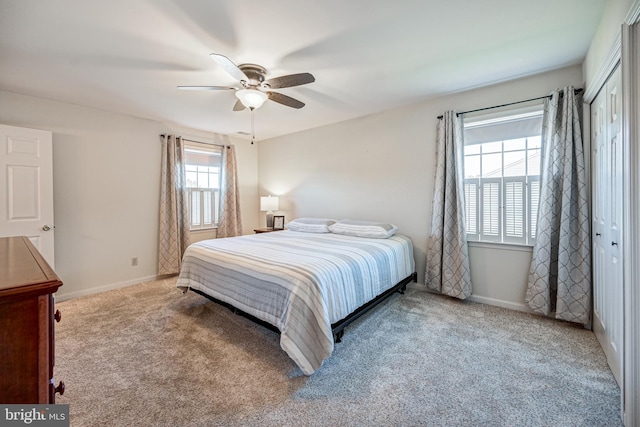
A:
176;230;415;375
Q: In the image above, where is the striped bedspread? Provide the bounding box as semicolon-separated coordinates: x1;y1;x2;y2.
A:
176;230;415;375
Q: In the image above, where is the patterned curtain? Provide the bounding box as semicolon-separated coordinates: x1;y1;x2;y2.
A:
425;111;472;299
525;87;590;324
216;145;243;237
158;134;190;275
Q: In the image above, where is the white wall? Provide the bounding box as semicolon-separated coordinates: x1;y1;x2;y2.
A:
583;0;635;89
258;64;583;310
0;91;258;300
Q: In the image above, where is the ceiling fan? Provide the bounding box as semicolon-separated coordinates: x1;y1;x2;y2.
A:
178;53;315;111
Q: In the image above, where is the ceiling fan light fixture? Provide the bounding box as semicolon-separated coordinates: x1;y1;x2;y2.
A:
235;89;268;109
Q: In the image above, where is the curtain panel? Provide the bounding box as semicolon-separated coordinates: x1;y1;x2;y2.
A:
525;87;591;324
216;145;243;237
425;111;473;299
158;134;190;275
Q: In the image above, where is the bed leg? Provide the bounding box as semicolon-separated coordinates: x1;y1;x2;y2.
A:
334;329;344;343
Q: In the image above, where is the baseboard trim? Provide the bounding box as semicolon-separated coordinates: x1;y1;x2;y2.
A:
468;294;533;314
55;274;161;302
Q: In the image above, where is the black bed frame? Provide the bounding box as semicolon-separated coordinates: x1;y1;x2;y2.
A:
190;271;418;343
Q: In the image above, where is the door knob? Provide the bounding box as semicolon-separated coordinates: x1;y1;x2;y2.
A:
42;225;51;231
54;381;65;396
612;241;618;246
595;233;601;236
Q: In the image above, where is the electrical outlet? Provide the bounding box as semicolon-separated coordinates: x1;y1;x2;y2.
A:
131;257;138;267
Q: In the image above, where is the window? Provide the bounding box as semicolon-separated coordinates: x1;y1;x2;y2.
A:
184;143;223;230
463;108;543;245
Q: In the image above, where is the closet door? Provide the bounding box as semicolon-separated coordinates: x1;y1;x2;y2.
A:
592;65;623;386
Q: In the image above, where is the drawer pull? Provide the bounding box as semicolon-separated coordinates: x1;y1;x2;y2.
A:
54;381;65;396
54;309;62;322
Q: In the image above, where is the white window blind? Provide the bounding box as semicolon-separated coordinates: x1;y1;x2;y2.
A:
464;111;543;145
463;106;543;245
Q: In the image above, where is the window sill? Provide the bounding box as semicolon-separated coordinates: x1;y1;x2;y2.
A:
189;227;218;233
467;240;533;252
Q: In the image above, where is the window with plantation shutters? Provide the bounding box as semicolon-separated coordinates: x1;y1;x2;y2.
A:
184;142;223;230
463;108;542;245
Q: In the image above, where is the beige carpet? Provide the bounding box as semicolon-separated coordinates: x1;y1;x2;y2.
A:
54;278;621;426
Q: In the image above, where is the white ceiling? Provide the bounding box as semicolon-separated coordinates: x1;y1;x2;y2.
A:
0;0;606;141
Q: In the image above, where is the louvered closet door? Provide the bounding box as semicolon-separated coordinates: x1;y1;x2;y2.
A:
592;65;623;386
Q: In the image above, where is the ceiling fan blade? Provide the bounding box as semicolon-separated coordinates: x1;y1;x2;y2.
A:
210;53;249;82
178;85;235;90
265;73;315;89
232;99;246;111
267;92;305;109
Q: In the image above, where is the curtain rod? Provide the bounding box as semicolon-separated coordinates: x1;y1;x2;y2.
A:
159;134;229;148
437;88;583;119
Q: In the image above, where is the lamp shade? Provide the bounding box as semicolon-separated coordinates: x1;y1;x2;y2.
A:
236;89;268;109
260;196;279;212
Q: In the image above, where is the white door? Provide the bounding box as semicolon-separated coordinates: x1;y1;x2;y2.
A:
0;124;55;268
591;65;623;386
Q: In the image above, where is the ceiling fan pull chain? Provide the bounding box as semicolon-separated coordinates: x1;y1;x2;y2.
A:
250;107;255;145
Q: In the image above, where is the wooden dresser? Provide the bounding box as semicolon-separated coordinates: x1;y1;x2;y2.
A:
0;236;64;403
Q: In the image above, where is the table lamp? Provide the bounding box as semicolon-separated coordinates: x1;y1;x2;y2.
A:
260;195;279;228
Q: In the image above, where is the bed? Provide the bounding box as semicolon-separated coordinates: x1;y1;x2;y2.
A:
176;227;416;375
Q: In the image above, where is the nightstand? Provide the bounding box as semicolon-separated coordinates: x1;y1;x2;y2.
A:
254;228;282;233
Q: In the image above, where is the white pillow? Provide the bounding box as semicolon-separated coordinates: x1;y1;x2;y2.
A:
329;219;398;238
286;218;337;233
